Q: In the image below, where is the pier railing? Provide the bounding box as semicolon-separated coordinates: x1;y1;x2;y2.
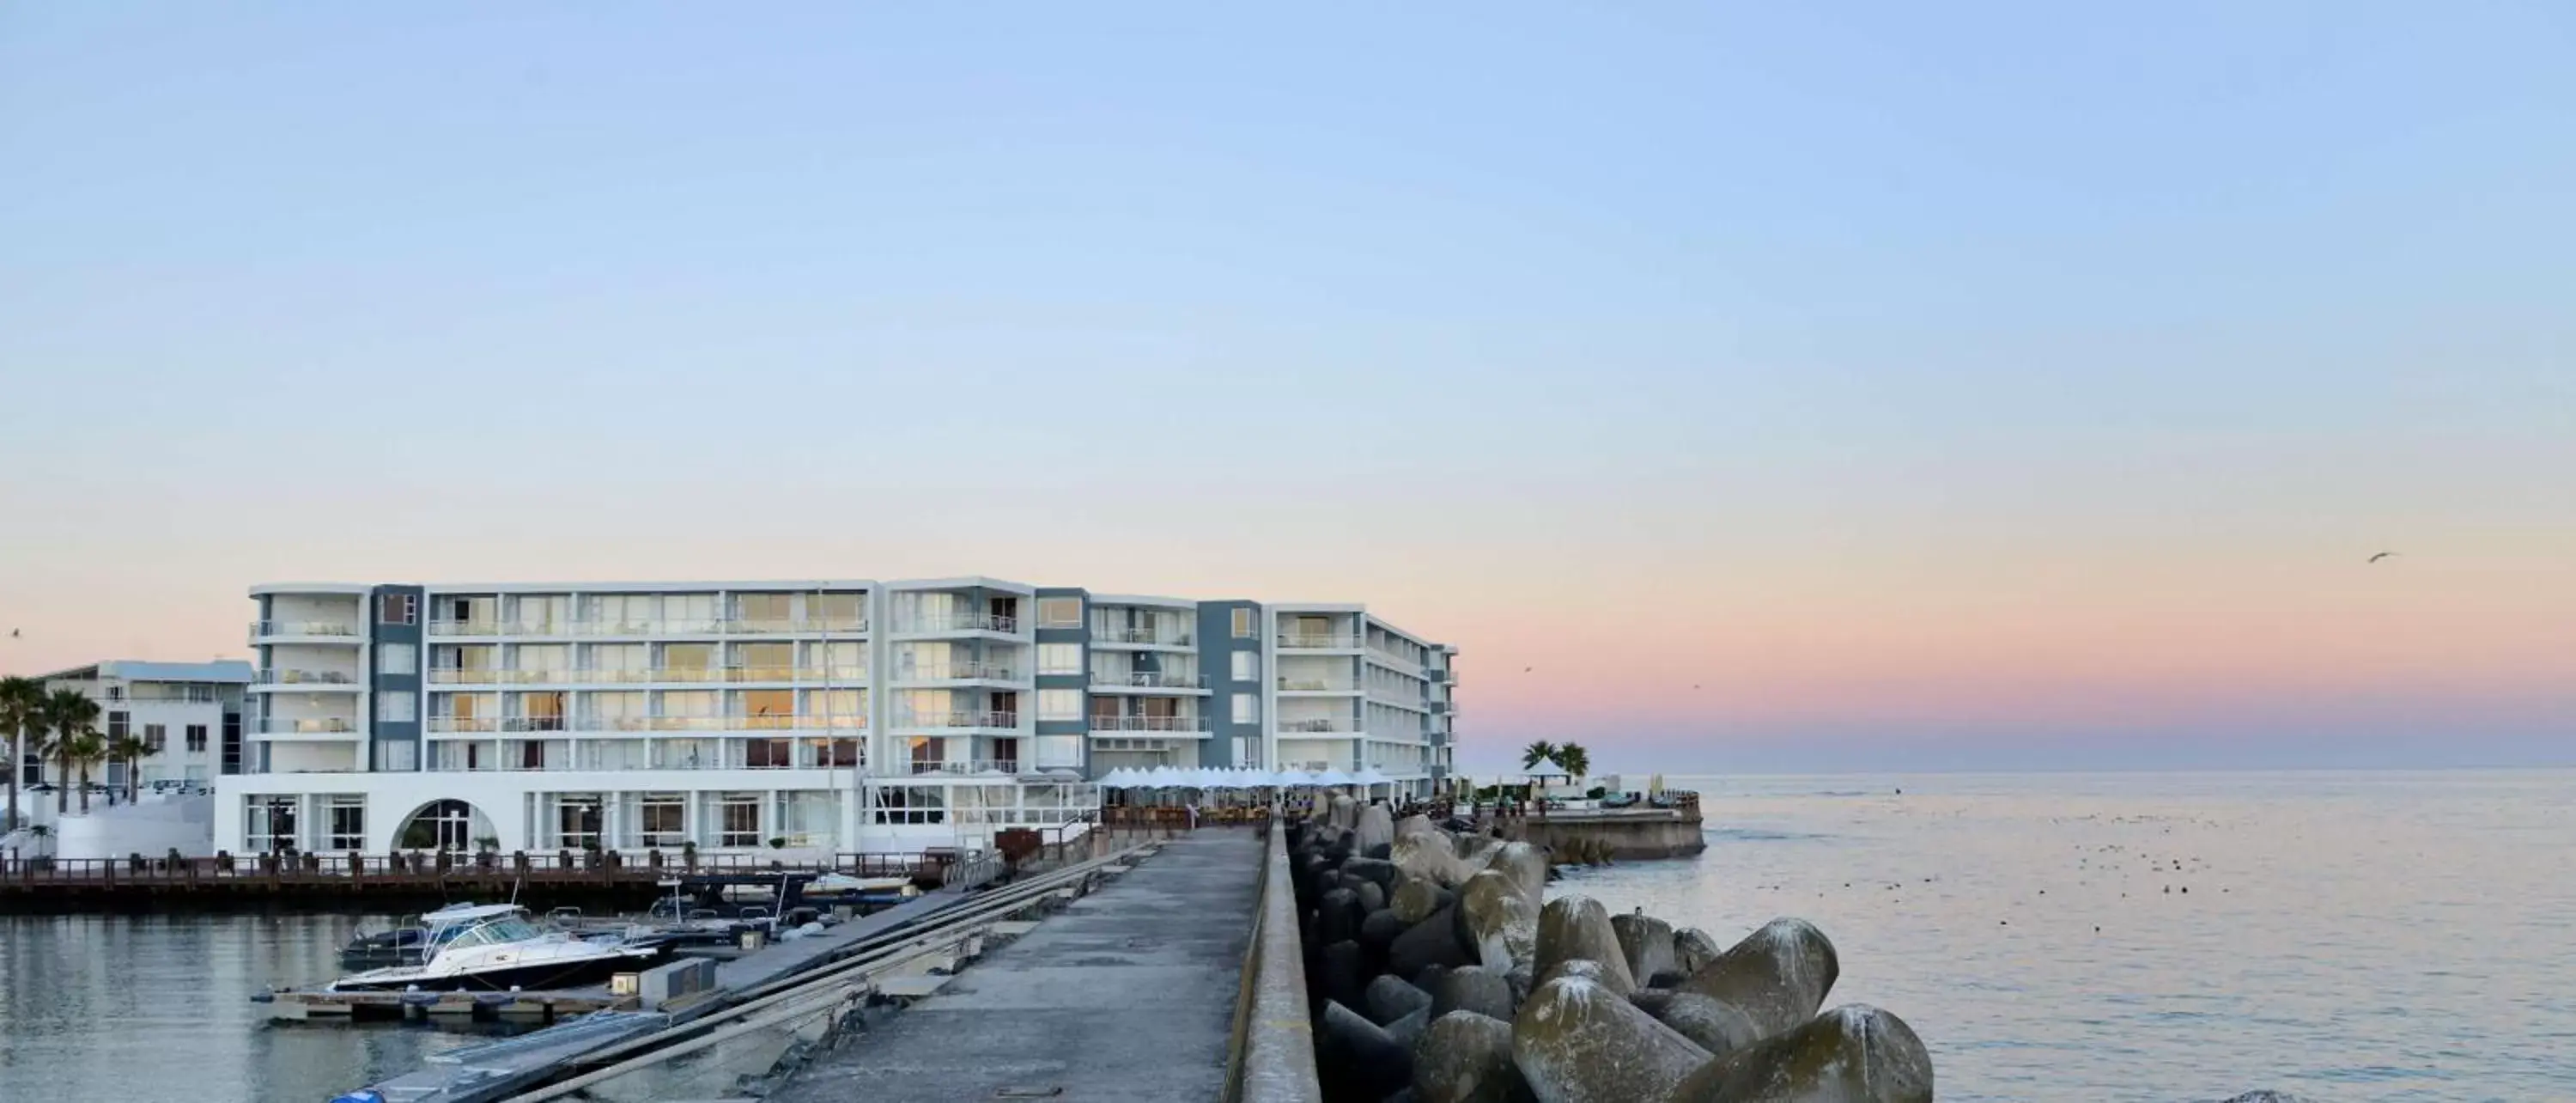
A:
0;847;973;893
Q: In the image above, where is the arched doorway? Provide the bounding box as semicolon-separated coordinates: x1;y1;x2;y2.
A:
395;799;495;852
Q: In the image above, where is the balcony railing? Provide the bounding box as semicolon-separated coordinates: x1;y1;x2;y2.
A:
898;662;1024;682
250;620;361;640
906;759;1027;777
720;617;870;634
1087;715;1211;733
257;669;358;686
1277;633;1362;649
897;710;1019;729
426;716;499;733
1091;671;1206;689
1277;678;1354;692
1279;718;1357;734
1092;626;1193;646
423;666;867;685
428;618;872;637
905;613;1022;634
258;717;360;734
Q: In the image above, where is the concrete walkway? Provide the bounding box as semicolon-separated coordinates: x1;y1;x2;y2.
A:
770;829;1264;1103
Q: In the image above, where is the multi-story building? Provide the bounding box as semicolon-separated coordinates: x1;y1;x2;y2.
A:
30;660;253;789
216;578;1455;856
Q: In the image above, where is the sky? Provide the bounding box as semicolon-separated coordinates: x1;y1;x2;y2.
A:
1;3;2569;773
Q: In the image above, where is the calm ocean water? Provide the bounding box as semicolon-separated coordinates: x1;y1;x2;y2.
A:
0;770;2567;1101
1561;769;2576;1102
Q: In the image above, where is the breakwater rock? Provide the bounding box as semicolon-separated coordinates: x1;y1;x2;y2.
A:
1290;812;1932;1103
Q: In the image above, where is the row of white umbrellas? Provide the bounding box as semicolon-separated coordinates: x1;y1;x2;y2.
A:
1097;765;1400;789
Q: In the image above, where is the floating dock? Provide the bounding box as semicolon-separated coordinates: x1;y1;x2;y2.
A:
257;987;629;1023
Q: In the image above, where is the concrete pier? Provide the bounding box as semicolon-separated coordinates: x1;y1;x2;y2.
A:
770;829;1265;1103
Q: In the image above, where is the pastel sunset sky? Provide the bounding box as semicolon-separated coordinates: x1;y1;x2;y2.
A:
3;4;2568;771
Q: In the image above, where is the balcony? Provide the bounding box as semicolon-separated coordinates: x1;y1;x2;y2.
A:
1277;677;1358;693
257;717;361;736
898;710;1020;730
249;620;363;643
1091;671;1206;690
425;665;867;686
905;759;1029;777
1092;626;1193;647
426;716;500;734
1087;716;1212;735
896;661;1025;684
720;617;872;635
254;669;361;689
1279;718;1358;734
1277;632;1362;650
904;613;1022;635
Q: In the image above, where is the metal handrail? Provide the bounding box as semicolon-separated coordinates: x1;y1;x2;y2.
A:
1093;671;1206;689
249;620;361;638
1087;715;1211;733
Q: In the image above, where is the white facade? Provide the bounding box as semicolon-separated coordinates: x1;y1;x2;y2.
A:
32;660;252;789
216;578;1455;858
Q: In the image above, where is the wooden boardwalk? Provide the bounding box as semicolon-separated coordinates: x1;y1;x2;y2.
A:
0;850;985;911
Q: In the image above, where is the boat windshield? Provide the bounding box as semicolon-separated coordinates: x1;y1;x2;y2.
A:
446;917;544;948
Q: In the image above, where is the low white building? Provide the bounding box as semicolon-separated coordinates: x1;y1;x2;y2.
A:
216;578;1457;858
31;660;252;789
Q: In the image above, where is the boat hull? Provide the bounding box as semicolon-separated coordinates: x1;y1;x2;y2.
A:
329;947;665;993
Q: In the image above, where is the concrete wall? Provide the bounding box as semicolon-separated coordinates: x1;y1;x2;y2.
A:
52;794;216;860
1498;809;1707;860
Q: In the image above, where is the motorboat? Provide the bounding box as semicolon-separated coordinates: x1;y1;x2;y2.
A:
328;904;665;992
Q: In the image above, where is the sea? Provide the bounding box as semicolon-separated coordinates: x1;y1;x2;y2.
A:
1561;769;2576;1102
0;769;2568;1101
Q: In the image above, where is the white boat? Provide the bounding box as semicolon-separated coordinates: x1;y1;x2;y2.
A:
328;904;664;992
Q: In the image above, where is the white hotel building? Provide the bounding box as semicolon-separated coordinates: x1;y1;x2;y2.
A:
216;577;1457;856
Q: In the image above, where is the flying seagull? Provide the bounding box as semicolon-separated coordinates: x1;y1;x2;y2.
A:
2367;552;2398;564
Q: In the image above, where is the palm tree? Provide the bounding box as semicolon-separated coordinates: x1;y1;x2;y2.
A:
106;730;152;805
0;677;42;831
66;728;106;814
1520;740;1558;772
39;689;99;815
1554;742;1591;782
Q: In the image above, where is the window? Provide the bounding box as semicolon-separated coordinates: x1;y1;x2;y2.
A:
557;795;603;850
185;724;209;752
1232;693;1259;724
733;592;793;625
745;738;793;768
108;711;130;740
720;794;762;847
377;691;417;723
246;797;297;853
380;593;418;625
811;592;864;628
378;740;417;771
326;797;366;850
143;723;167;753
1231;608;1255;638
1036;597;1083;628
1036;689;1084;722
1036;643;1082;675
811;737;862;768
640;794;686;848
379;643;416;675
1231;651;1259;682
